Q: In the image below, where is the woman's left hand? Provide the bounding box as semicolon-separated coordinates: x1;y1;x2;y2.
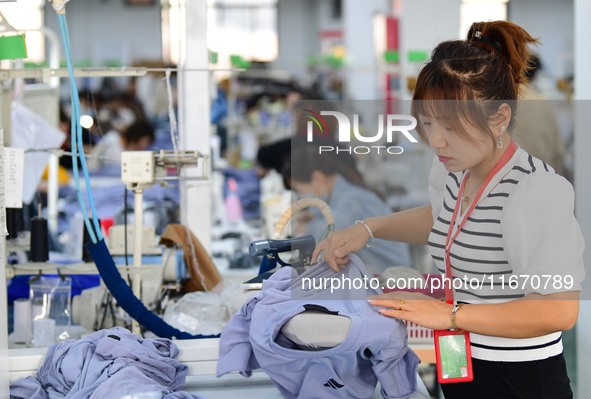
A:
368;292;455;331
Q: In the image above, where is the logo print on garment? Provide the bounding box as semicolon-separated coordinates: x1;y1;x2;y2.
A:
323;379;345;389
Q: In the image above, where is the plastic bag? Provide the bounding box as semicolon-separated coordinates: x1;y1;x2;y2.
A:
163;291;227;336
163;280;241;335
29;275;72;346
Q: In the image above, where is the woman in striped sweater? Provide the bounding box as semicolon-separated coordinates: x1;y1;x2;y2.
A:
313;20;584;399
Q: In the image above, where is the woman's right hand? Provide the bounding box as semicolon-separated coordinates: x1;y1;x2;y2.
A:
312;223;371;271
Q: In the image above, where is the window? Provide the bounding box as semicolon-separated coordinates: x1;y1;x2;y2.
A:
161;0;277;67
207;0;278;64
460;0;508;38
0;1;45;63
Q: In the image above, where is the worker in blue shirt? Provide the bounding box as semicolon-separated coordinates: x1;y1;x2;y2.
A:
283;136;411;274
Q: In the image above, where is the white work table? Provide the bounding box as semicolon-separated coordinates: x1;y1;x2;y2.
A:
9;337;433;398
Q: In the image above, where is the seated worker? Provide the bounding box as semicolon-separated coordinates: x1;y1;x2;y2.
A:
88;119;155;172
283;136;411;274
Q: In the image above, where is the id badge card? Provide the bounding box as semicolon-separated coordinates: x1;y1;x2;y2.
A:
434;329;474;384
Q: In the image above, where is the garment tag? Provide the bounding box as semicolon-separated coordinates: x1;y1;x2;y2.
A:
434;329;474;384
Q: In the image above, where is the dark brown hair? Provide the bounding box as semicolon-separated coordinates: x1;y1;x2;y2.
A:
122;119;155;146
411;21;538;146
282;136;367;190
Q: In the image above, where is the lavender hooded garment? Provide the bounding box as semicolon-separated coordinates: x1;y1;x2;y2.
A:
10;327;204;399
217;254;420;399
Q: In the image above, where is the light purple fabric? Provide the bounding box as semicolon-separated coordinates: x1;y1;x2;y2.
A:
217;255;420;399
10;327;204;399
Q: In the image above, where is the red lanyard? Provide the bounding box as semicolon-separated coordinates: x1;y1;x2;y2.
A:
444;140;517;304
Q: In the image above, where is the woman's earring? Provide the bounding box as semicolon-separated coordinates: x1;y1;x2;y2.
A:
497;126;505;149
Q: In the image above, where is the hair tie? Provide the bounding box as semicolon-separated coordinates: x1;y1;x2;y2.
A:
470;30;501;52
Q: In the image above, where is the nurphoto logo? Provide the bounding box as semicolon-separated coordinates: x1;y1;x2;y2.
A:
304;109;418;155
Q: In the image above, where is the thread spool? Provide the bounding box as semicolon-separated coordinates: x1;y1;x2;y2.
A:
6;208;24;240
30;211;49;262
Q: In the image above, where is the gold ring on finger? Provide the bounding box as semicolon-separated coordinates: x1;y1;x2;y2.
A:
398;299;406;310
